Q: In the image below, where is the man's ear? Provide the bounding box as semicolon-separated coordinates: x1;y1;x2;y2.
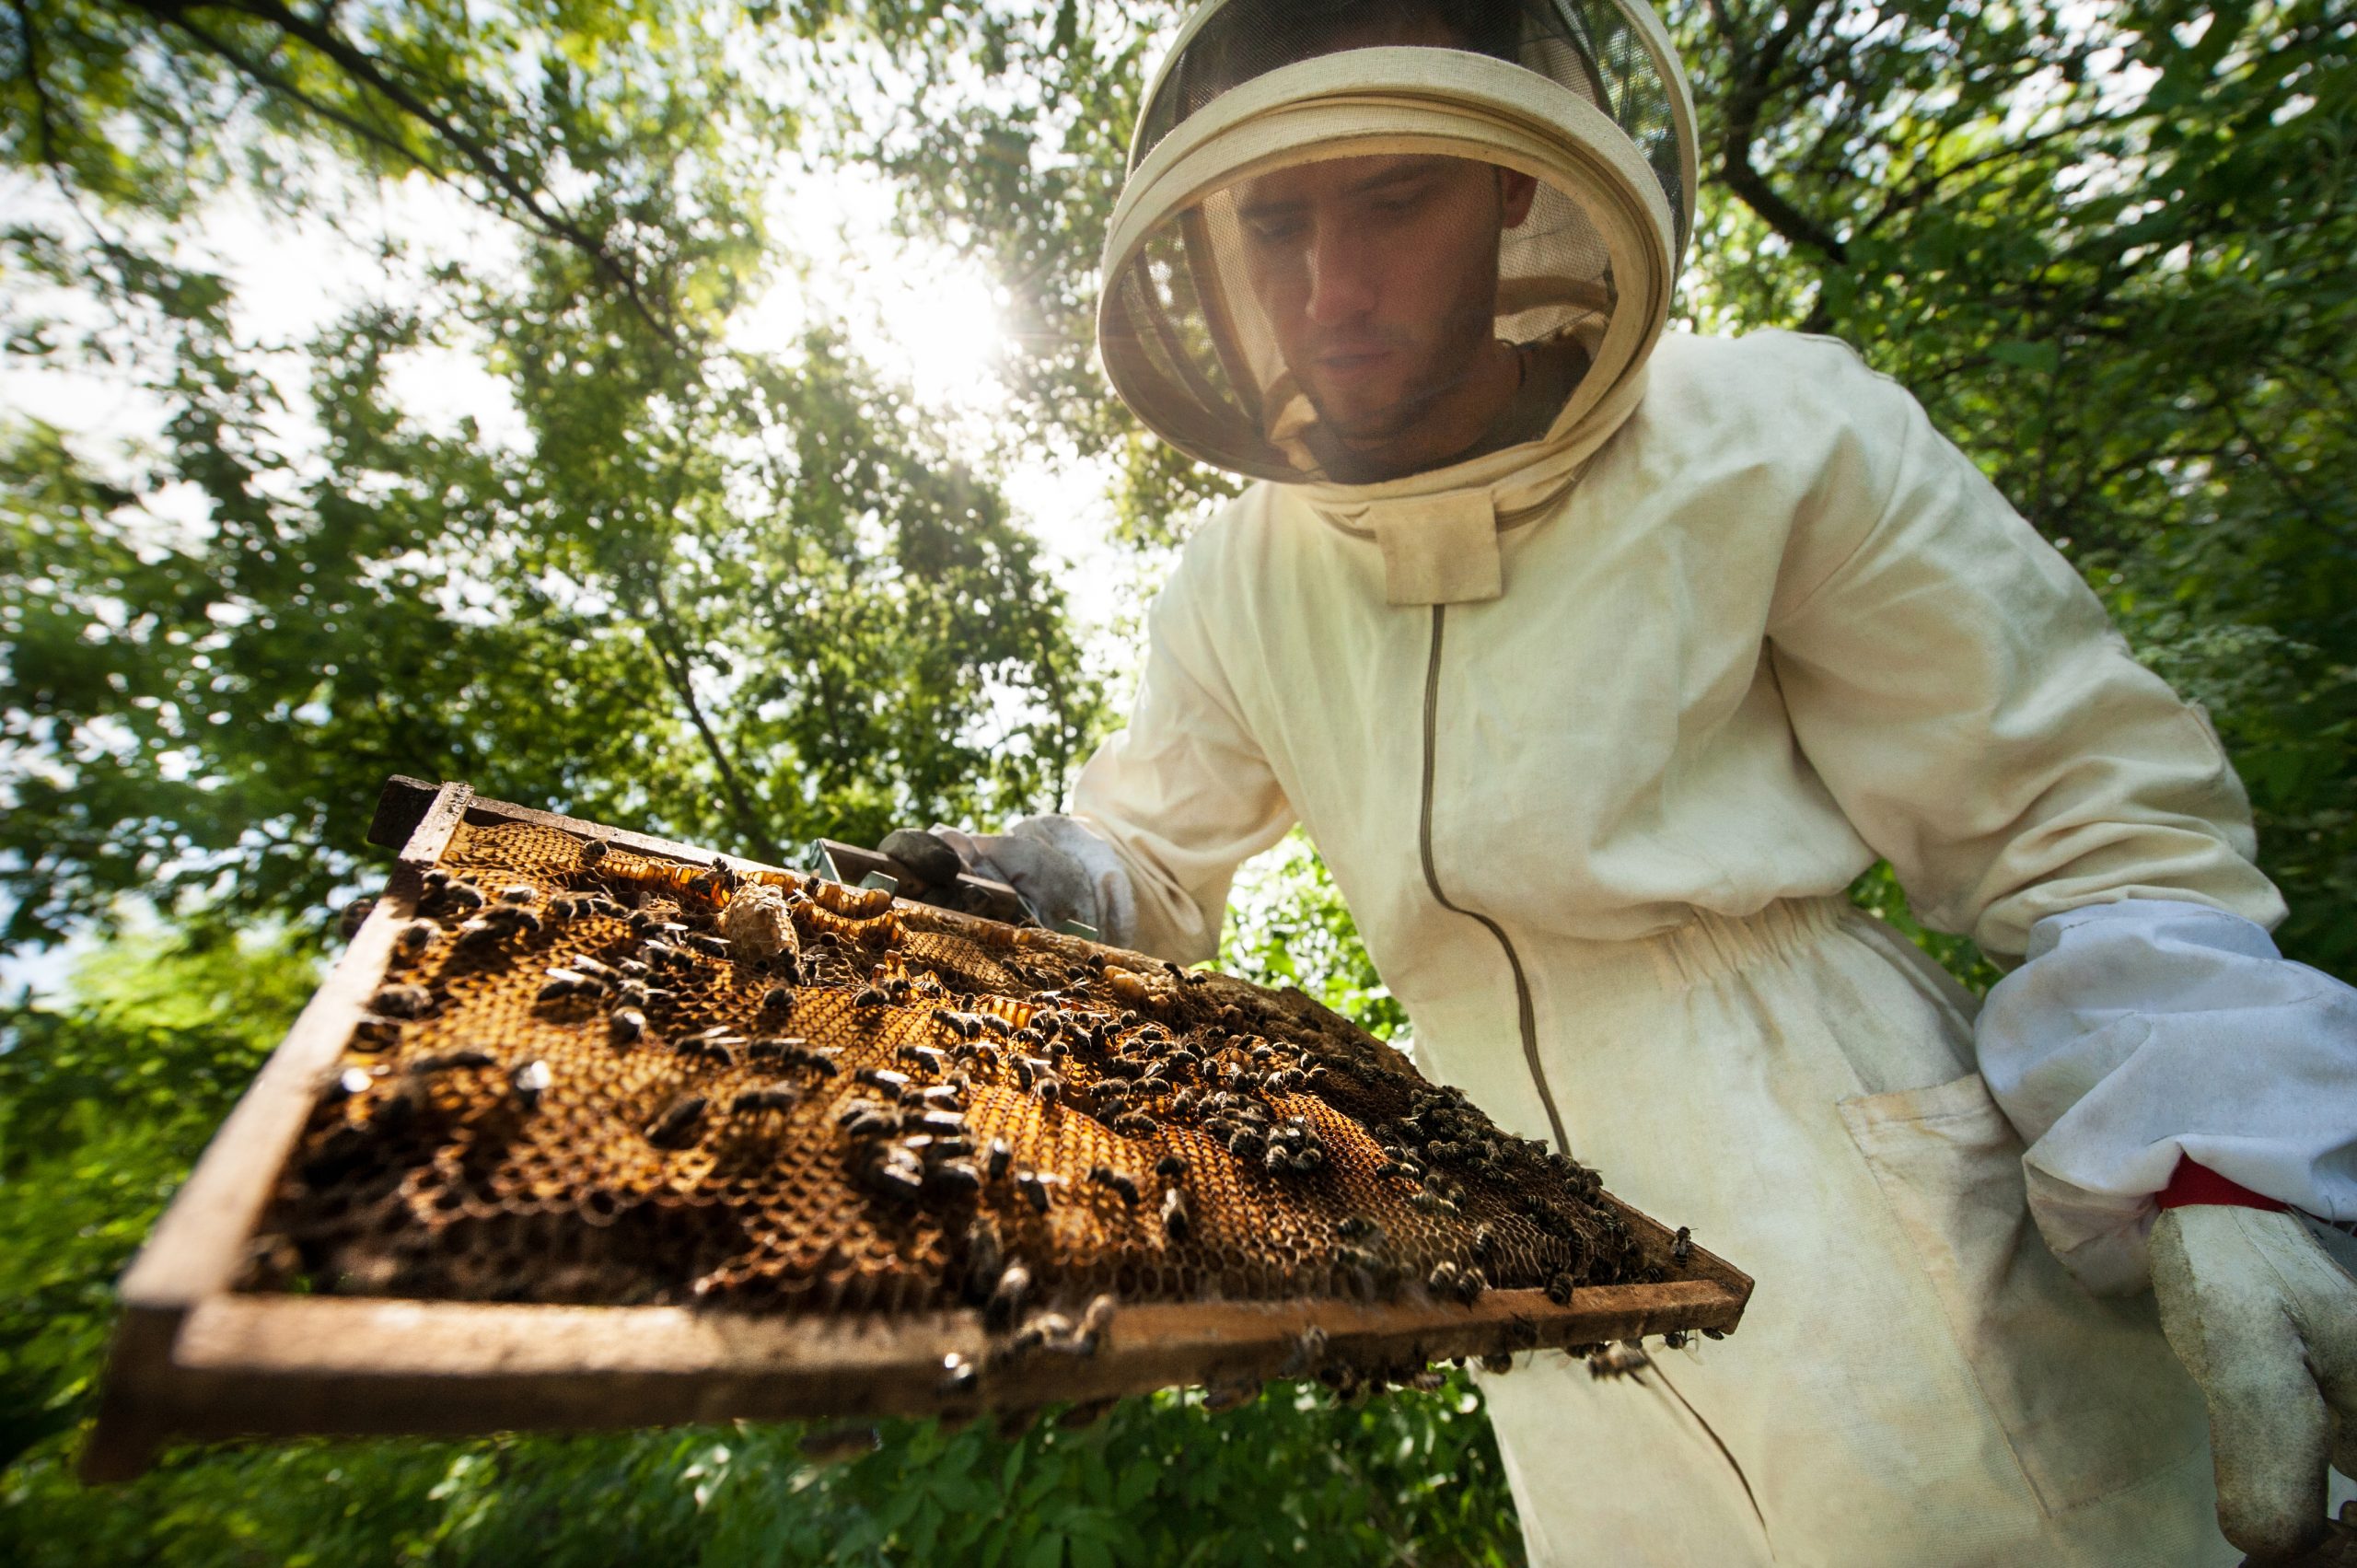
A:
1497;168;1538;228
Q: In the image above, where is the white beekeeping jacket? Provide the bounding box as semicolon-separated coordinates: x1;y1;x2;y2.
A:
1075;327;2277;966
1055;327;2357;1290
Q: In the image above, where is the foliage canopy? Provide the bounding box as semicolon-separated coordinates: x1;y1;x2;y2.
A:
1;0;2351;1558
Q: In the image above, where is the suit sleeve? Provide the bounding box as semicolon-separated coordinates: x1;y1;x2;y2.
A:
1058;519;1297;965
1760;336;2357;1292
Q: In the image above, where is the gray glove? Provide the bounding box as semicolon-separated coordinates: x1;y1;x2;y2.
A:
924;822;1102;935
2152;1204;2357;1561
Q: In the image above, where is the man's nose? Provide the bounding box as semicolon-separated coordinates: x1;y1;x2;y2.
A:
1304;220;1379;325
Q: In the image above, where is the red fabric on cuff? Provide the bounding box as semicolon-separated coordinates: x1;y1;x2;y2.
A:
2156;1155;2288;1213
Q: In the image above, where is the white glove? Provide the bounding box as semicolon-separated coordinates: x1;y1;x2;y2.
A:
2152;1204;2357;1561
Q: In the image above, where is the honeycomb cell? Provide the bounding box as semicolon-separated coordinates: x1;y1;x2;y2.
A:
244;819;1648;1317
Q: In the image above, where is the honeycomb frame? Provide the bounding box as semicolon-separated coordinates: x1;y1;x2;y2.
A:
85;777;1751;1481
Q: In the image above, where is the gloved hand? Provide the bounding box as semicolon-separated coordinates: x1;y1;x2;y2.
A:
922;823;1100;935
2152;1204;2357;1562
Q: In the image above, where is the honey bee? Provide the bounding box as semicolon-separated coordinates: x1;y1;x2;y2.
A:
1202;1378;1261;1414
898;1042;946;1074
371;1086;420;1130
411;1047;497;1074
675;1030;740;1068
1338;1215;1382;1243
756;984;796;1021
1154;1153;1187;1179
853;985;887;1008
960;1214;1005;1301
838;1101;901;1139
1480;1352;1514;1375
608;1005;648;1047
578;839;609;867
1276;1325;1329;1379
983;1261;1032;1332
393;921;437;958
1545;1272;1576;1307
797;1044;842;1075
537;969;601;1003
985;1137;1013;1181
859;1143;925;1202
509;1059;552;1109
925;1159;982;1197
1586;1342;1652;1381
1160;1187;1191;1242
1074;1293;1117;1354
912;1109;967;1137
1671;1225;1692;1267
937;1352;979;1397
371;983;433;1019
1086;1166;1141;1208
1032;1073;1064;1106
855;1066;910;1093
1225;1127;1266;1160
916;1083;963;1107
1006;1312;1072;1359
419;871;487;915
644;1095;708;1150
730;1082;801;1114
496;884;537;905
1015;1170;1056;1213
1660;1330;1690;1351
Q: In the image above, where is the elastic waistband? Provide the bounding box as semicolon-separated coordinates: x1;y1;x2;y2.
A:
1633;894;1852;991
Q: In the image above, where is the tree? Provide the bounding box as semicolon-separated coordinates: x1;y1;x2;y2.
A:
3;0;1103;951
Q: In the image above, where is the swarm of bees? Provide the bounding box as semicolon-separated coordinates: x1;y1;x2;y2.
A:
252;819;1673;1407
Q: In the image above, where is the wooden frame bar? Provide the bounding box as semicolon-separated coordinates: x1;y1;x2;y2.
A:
84;778;1752;1481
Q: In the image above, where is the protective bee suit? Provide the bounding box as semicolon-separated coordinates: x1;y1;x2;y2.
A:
948;0;2357;1560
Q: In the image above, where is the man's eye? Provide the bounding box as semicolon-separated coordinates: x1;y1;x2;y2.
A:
1245;217;1306;245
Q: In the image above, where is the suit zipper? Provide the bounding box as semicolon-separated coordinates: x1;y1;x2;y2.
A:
1417;604;1569;1153
1417;603;1771;1547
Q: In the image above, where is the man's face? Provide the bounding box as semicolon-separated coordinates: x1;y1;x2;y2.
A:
1235;153;1537;459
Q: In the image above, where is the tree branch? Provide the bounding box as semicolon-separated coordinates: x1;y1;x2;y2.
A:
123;0;683;351
1712;0;1850;265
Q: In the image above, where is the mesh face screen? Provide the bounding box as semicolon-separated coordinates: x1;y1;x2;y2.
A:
246;821;1651;1320
1132;0;1686;253
1106;157;1615;482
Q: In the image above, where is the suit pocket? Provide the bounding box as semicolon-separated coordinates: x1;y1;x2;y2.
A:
1839;1072;2208;1516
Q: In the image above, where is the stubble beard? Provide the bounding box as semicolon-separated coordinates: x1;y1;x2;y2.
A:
1303;296;1498;447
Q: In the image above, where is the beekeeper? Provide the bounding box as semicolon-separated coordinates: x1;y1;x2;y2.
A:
915;0;2357;1560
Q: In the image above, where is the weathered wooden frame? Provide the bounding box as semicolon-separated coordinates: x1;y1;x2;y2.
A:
83;777;1752;1481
